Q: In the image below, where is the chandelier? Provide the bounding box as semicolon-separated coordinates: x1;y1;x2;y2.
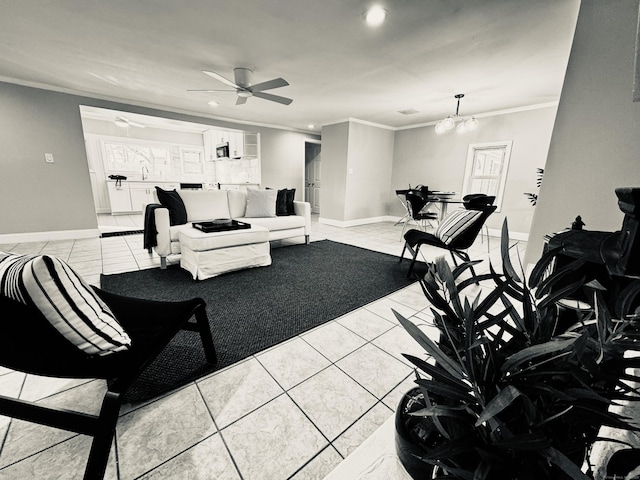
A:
435;94;479;135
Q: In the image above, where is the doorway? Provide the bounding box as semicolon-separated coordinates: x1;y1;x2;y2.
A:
305;141;321;214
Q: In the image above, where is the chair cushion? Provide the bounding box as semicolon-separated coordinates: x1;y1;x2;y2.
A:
155;187;188;226
0;252;131;356
245;189;277;218
435;209;482;245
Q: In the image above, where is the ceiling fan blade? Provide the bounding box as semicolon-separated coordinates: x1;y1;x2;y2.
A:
202;70;239;89
252;91;293;105
235;96;248;105
249;77;289;93
187;89;237;92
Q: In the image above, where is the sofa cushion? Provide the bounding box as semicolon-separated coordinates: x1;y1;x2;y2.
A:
435;209;482;245
275;189;289;216
244;189;277;218
285;189;296;215
241;215;305;231
155;187;187;226
227;190;247;218
178;189;230;222
0;252;131;356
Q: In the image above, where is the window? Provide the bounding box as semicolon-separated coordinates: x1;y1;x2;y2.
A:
461;141;513;212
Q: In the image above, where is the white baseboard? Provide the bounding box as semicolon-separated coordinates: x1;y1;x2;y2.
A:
486;228;529;242
319;216;530;242
0;228;100;244
318;215;390;227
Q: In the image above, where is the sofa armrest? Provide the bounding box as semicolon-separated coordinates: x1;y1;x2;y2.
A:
153;207;172;257
293;201;311;234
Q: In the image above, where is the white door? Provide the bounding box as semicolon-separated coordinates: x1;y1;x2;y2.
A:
305;143;321;214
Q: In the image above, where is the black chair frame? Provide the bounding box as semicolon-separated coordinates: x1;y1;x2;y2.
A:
400;205;497;278
0;287;217;480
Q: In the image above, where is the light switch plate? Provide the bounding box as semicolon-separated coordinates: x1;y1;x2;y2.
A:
45;153;54;163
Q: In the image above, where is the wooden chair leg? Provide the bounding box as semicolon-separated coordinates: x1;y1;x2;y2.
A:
84;391;122;480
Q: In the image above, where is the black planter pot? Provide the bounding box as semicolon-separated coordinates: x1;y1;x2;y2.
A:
394;388;436;480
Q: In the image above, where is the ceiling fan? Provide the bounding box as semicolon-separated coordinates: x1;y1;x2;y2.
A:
188;68;293;106
114;116;146;128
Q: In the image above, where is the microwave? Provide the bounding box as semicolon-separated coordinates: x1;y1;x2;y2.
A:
216;143;230;158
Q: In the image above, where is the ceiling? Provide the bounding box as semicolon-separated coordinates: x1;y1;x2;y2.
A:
0;0;581;133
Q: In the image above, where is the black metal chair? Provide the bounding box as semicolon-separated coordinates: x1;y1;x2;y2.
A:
401;191;439;238
400;205;497;278
0;287;217;480
463;194;496;251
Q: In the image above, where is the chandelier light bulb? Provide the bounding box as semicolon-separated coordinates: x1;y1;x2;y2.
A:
442;116;455;130
465;117;479;132
434;94;480;135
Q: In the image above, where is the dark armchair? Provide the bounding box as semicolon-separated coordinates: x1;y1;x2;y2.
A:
0;284;217;480
400;204;497;278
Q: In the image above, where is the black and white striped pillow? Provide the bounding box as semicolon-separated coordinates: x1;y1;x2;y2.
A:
435;209;482;245
0;252;131;356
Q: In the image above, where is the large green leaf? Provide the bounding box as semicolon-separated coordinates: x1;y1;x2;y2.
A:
416;378;476;404
474;385;521;426
395;310;464;378
501;337;577;374
541;447;591;479
489;430;551;451
403;354;470;392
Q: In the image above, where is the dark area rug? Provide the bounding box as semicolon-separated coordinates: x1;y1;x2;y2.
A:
100;239;419;401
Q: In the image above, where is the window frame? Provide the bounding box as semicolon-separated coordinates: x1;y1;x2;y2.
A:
461;141;513;213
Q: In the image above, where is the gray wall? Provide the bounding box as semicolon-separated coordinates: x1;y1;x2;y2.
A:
0;81;319;236
344;121;395;221
526;0;640;265
320;122;349;221
392;107;558;236
320;120;395;223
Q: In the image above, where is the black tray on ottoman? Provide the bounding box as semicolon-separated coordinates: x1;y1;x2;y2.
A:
192;219;251;233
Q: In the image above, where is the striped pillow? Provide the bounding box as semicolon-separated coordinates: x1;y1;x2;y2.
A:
0;252;131;356
435;209;482;245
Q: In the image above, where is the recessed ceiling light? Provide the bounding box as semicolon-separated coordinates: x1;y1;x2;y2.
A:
364;6;387;27
307;124;315;129
207;100;219;107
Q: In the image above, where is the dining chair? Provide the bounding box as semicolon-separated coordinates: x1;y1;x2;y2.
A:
0;252;217;480
399;205;497;278
463;194;496;251
401;192;439;238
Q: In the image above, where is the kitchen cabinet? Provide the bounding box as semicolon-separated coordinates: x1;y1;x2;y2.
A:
107;181;179;214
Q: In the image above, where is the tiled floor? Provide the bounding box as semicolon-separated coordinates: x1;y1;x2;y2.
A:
0;216;522;479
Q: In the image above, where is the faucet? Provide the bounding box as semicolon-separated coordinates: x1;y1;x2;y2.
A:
142;165;149;180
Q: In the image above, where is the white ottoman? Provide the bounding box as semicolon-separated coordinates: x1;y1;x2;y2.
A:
178;225;271;280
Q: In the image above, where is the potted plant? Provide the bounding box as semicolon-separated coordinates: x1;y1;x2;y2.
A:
394;220;640;479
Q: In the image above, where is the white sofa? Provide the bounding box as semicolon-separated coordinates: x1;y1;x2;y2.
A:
147;189;311;269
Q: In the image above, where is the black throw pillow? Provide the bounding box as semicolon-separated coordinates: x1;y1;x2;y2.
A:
285;188;296;215
275;189;289;216
155;187;187;226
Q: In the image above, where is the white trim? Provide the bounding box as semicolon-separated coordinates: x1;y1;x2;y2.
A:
394;102;559;131
461;141;513;213
318;216;390;227
0;229;100;244
321;118;396;131
486;228;529;242
0;76;319;135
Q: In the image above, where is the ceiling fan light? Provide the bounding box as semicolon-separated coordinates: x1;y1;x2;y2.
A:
465;117;479;132
237;90;253;98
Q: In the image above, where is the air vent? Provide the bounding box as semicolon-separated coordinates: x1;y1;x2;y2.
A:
398;108;420;115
